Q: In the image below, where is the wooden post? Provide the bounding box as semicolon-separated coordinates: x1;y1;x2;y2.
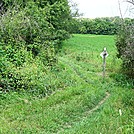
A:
103;55;106;79
100;47;108;80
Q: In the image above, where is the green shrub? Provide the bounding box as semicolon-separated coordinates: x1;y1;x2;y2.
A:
0;46;57;94
116;20;134;78
0;0;72;92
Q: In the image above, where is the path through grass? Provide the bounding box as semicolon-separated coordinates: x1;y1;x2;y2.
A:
0;34;133;134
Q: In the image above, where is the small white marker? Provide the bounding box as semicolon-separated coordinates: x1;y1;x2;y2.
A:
100;47;109;58
119;109;122;116
100;47;109;79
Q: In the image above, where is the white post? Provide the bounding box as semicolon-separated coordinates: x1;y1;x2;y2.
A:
100;47;108;80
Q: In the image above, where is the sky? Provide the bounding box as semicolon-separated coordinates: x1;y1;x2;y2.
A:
71;0;134;18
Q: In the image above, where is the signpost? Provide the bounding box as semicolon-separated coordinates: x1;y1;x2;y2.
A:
100;47;109;80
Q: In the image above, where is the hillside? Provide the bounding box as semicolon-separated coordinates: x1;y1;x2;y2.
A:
0;34;133;134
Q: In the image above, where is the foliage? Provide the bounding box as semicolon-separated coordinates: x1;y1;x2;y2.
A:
116;18;134;78
0;34;133;133
0;0;72;91
69;17;133;35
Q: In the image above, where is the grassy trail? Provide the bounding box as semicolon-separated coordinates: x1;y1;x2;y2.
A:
0;34;133;134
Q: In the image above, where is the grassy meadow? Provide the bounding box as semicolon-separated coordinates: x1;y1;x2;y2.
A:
0;34;133;134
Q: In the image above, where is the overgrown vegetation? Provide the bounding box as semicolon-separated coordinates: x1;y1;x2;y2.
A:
0;0;72;92
116;1;134;78
0;0;133;133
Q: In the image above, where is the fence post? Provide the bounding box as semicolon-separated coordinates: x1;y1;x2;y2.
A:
100;47;109;80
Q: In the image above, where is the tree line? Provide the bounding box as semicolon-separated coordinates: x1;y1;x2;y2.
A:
70;17;133;35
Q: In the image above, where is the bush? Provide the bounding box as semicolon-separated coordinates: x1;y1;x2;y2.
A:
0;0;72;92
116;19;134;78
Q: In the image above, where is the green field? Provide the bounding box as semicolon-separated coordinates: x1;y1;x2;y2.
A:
0;34;133;134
